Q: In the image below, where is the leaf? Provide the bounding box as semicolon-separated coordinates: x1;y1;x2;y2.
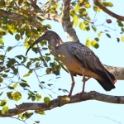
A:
13;83;18;89
74;5;80;12
121;36;124;42
84;3;91;8
20;82;30;87
7;46;12;52
85;38;91;47
94;37;99;41
61;97;70;102
3;17;8;24
15;34;20;41
108;2;113;7
44;97;50;105
36;94;41;101
93;6;100;12
12;92;22;101
0;100;7;106
0;77;3;83
79;22;86;30
35;110;45;115
18;113;22;118
7;92;13;100
106;33;111;38
2;106;8;115
0;38;4;45
72;15;79;27
92;26;97;32
98;32;102;37
18;0;23;5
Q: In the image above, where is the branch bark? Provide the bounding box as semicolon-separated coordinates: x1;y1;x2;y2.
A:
104;65;124;80
93;0;124;21
1;91;124;117
61;0;79;41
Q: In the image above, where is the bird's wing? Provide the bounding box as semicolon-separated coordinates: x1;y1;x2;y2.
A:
67;42;104;74
67;42;116;91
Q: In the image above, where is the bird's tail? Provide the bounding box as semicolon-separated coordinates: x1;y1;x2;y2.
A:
96;69;116;91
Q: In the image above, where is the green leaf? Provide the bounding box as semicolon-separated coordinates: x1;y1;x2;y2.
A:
94;37;99;41
106;33;111;38
44;97;50;105
46;68;52;74
0;100;7;106
20;82;30;87
7;92;13;100
13;92;22;101
3;17;8;24
92;26;97;32
18;113;22;118
0;38;4;45
36;94;41;101
0;77;3;83
15;34;20;41
93;6;100;12
7;47;13;52
35;110;45;115
2;106;8;115
108;2;113;7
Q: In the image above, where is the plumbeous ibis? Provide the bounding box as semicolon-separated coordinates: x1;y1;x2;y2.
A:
26;30;116;96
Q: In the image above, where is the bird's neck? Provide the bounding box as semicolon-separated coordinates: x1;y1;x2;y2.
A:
47;39;62;55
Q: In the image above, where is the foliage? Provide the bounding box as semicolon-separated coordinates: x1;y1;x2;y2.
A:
0;0;123;123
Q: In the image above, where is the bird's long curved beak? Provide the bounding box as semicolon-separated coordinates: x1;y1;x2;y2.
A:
25;36;44;56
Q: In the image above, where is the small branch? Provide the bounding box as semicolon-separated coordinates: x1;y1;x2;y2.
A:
93;0;124;21
1;91;124;117
26;0;61;22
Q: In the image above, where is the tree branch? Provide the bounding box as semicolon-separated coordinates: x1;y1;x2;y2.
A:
0;9;40;28
93;0;124;21
104;65;124;80
1;91;124;117
62;0;79;41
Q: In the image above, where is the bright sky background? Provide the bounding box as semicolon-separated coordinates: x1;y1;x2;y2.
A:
1;0;124;124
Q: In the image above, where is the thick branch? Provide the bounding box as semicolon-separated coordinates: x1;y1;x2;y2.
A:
1;91;124;117
62;0;79;41
104;65;124;80
93;0;124;21
0;9;40;28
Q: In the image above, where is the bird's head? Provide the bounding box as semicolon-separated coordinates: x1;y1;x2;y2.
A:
25;30;63;55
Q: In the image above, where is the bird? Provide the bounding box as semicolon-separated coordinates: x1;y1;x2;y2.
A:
26;30;116;96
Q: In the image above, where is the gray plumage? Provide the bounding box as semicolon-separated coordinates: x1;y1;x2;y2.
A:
26;30;116;96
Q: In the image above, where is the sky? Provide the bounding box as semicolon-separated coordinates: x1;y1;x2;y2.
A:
1;0;124;124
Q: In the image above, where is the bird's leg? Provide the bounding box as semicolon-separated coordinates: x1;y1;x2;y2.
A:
81;75;90;93
68;73;75;96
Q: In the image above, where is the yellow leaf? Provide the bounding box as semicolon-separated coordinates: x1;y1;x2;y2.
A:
98;32;102;37
121;36;124;42
85;38;91;47
79;22;86;30
84;3;91;8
